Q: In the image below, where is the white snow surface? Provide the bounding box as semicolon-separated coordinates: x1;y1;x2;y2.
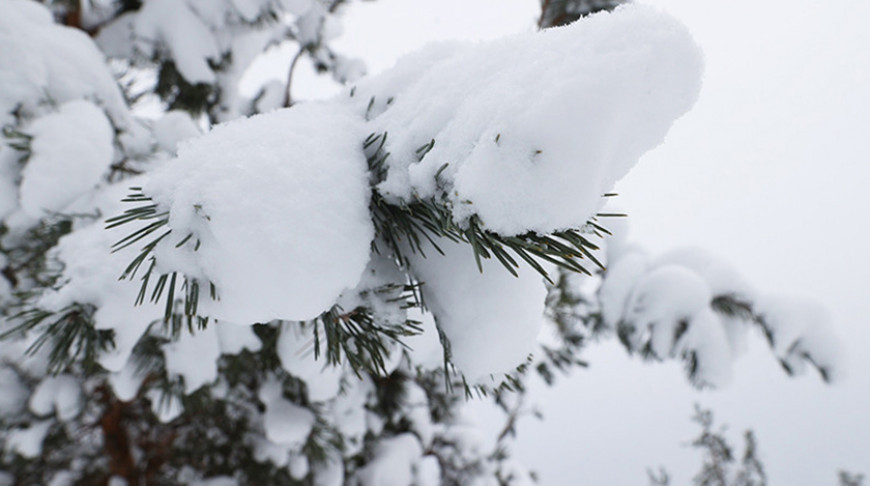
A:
133;0;222;84
0;368;28;417
163;325;222;394
152;111;202;155
39;181;163;372
276;323;344;402
259;378;316;448
28;375;83;421
755;294;844;382
18;100;115;218
353;433;423;486
409;239;547;382
5;420;53;459
146;103;374;324
351;4;703;235
0;0;130;127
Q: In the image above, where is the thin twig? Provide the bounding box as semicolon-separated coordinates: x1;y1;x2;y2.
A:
283;48;305;108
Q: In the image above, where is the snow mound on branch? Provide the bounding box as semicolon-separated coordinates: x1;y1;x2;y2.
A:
409;239;547;382
19;101;115;218
147;103;374;324
0;0;129;127
755;295;844;382
600;243;844;386
352;4;703;235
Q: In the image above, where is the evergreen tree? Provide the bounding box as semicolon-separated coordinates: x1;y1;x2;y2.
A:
0;1;842;484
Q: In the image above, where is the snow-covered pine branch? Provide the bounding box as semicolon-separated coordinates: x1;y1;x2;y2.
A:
0;0;844;484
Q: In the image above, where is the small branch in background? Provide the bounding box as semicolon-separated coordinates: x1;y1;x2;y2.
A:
284;48;305;108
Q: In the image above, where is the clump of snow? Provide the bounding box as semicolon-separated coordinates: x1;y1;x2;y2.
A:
28;375;83;422
0;368;28;417
0;0;130;127
354;433;423;486
145;102;374;324
755;294;844;382
147;388;183;423
133;0;221;84
108;360;146;402
331;375;373;456
38;182;163;372
152;111;202;155
599;237;843;386
623;265;712;357
18;100;114;218
163;325;221;394
276;323;344;402
259;378;315;449
352;4;703;235
5;420;53;459
215;322;263;355
409;239;546;382
598;250;649;328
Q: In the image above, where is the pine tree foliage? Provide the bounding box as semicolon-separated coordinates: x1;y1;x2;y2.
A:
650;406;863;486
0;0;843;484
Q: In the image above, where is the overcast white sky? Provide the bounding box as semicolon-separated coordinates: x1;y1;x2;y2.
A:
289;1;870;483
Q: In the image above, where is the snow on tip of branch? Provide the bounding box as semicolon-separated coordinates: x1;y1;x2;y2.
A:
600;241;844;386
28;375;83;422
0;0;130;128
354;433;423;486
146;102;374;324
351;4;703;236
18;100;114;218
409;239;547;382
754;295;845;383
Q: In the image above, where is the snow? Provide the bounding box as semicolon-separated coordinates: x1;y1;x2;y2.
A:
152;111;202;155
145;103;374;324
28;375;83;421
133;0;221;84
147;388;183;423
108;361;146;401
215;322;262;354
18;100;114;218
623;265;712;357
401;381;435;448
0;0;130;127
312;450;344;486
353;433;423;486
0;148;18;220
351;4;703;235
0;368;28;417
408;239;547;382
259;378;316;448
163;325;221;394
38;182;163;372
276;323;344;402
331;375;373;456
5;420;52;459
755;294;844;382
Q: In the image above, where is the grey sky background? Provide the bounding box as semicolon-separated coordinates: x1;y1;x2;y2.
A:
286;0;870;483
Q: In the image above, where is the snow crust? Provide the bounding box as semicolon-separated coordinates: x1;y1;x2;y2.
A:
146;103;374;324
351;4;703;235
